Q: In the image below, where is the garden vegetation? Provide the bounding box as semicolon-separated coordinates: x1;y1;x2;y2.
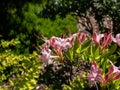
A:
0;0;120;89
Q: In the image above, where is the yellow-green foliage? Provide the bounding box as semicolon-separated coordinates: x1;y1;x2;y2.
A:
106;79;120;90
0;39;41;89
63;76;89;90
0;39;20;48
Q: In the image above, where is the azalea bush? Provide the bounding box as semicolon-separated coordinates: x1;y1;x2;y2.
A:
39;31;120;89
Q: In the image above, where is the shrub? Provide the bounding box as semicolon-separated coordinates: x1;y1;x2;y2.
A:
38;31;120;89
0;39;41;89
7;3;77;53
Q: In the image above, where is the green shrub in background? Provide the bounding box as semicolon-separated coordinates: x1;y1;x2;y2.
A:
0;39;41;89
37;14;77;38
5;3;77;54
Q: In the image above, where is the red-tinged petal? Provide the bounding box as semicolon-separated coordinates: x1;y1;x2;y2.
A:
70;36;75;46
81;33;86;43
91;61;98;71
112;72;120;80
77;32;86;44
50;36;56;44
68;33;77;46
92;32;99;45
101;33;112;51
104;70;113;82
92;32;103;46
109;61;120;74
106;66;114;75
104;61;120;82
78;32;81;38
107;33;112;43
104;61;115;82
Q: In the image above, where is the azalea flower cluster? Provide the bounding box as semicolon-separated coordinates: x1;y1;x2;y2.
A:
39;31;120;64
39;32;86;64
87;61;120;88
92;32;120;51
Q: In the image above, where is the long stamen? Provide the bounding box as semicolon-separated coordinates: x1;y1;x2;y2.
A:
94;81;99;90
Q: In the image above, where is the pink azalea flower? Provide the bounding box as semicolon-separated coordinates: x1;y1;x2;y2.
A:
86;61;120;87
68;32;86;45
68;33;77;46
112;33;120;46
115;34;120;46
39;48;58;64
104;61;120;82
101;33;113;51
39;48;51;64
68;36;75;46
92;32;104;45
87;61;103;86
43;40;51;51
77;32;86;44
50;36;72;55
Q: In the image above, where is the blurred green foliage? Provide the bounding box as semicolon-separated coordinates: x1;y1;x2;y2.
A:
0;39;41;89
1;2;77;53
63;76;89;90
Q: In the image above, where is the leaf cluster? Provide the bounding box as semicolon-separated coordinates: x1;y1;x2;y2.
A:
0;39;41;89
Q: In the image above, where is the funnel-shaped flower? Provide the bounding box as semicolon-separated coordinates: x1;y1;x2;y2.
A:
104;61;120;82
87;61;103;86
39;48;58;64
92;32;104;45
50;36;72;57
112;33;120;46
43;40;51;51
68;33;78;46
77;32;86;44
92;32;112;51
101;33;112;51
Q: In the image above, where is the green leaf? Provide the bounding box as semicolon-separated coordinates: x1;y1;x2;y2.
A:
90;45;94;57
69;50;74;62
109;44;117;55
81;39;91;52
95;55;100;60
73;37;79;52
101;44;117;59
76;45;81;53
